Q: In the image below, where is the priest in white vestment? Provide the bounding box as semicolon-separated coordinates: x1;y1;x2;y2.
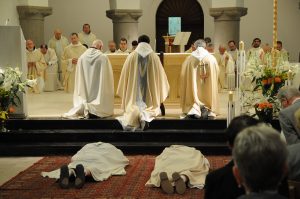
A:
116;37;131;54
61;33;86;93
48;29;69;84
40;44;59;91
63;40;114;118
104;40;117;54
227;40;238;63
26;40;47;93
180;39;219;118
41;142;129;186
214;44;235;90
145;145;210;194
246;38;264;64
78;24;97;48
276;41;289;62
116;35;170;130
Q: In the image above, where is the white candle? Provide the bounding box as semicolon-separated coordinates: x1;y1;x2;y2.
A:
239;41;244;51
229;91;233;102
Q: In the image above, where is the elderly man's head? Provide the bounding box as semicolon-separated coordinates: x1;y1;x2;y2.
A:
218;44;227;55
54;29;62;40
107;40;116;52
26;39;35;51
91;40;103;50
193;39;206;49
277;87;300;108
232;124;287;193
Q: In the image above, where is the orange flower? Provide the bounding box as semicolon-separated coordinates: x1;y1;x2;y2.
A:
274;77;281;83
8;106;15;113
261;79;268;85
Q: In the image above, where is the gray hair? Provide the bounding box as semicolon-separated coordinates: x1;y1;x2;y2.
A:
194;39;206;48
232;124;287;192
92;39;103;49
277;87;300;101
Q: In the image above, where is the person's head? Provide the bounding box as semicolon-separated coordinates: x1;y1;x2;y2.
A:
70;33;79;45
276;41;283;51
26;39;35;51
193;39;206;49
132;40;138;50
204;37;211;44
54;29;62;40
232;124;287;193
108;40;116;52
91;39;103;50
119;37;128;51
40;44;48;54
225;115;260;148
228;40;236;51
138;35;150;44
262;43;271;53
252;38;261;48
206;43;214;53
82;24;91;34
277;87;300;108
218;44;227;55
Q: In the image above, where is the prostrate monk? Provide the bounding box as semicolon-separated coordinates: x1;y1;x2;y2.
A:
214;44;235;90
78;23;97;48
26;39;47;93
116;35;170;130
39;44;59;91
61;33;86;93
63;40;114;119
48;28;69;85
180;39;219;118
116;37;131;54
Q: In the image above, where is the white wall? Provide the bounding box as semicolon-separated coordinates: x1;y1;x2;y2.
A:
18;0;48;6
0;0;20;26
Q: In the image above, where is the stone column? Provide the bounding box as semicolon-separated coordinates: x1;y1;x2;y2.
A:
209;7;247;48
106;9;142;47
17;6;52;46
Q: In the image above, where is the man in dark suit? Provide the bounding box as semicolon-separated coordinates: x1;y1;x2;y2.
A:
204;115;260;199
278;87;300;145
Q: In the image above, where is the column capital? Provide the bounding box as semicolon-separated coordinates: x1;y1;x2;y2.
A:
106;9;143;23
17;6;52;20
209;7;247;21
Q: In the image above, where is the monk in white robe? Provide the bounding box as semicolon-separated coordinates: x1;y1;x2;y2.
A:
48;29;69;84
214;45;235;90
61;33;86;93
146;145;210;194
246;38;264;64
104;40;117;54
40;44;59;91
181;39;219;118
116;37;131;54
26;40;47;93
116;35;169;130
41;142;129;188
63;40;114;118
276;41;289;63
78;24;97;48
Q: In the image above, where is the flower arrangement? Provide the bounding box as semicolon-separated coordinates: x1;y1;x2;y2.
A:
254;101;273;123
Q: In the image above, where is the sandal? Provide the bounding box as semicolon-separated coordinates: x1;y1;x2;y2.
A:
59;165;69;189
172;172;186;194
159;172;174;194
74;164;85;189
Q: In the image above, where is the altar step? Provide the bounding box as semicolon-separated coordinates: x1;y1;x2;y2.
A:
0;118;280;156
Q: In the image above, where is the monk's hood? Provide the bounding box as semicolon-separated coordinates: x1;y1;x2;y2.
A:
191;47;210;61
83;48;102;65
135;42;153;58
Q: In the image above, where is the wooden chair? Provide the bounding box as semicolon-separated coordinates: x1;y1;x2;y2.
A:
288;180;300;199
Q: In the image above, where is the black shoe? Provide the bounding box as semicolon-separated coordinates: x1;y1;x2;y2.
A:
200;106;209;120
59;165;69;189
75;164;85;189
160;103;165;116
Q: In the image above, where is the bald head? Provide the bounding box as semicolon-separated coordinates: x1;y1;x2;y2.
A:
219;44;227;55
54;29;62;40
92;39;103;50
26;39;34;51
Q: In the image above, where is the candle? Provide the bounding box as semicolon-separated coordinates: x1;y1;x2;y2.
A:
229;91;233;102
288;69;292;80
239;41;244;51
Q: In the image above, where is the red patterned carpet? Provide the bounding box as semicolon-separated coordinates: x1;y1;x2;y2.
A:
0;155;231;199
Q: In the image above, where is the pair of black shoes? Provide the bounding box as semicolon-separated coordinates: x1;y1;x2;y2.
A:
59;164;85;189
186;106;209;120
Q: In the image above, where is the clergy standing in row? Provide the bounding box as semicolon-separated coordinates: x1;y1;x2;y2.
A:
39;44;59;92
116;35;169;130
63;40;114;118
116;38;131;54
61;33;86;93
78;24;97;48
180;39;219;118
246;38;264;63
104;40;117;54
26;39;47;93
48;29;69;84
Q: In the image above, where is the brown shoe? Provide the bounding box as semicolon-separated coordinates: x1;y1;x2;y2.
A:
159;172;174;194
172;172;186;194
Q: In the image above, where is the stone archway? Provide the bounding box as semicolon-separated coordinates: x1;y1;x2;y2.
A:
156;0;204;52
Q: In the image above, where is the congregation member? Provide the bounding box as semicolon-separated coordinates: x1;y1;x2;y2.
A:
246;38;264;63
131;40;138;52
39;44;59;91
116;37;131;54
227;40;238;63
116;35;169;130
48;28;69;84
276;41;289;62
104;40;117;54
204;115;260;199
41;142;129;189
180;39;219;118
61;33;86;93
26;39;47;93
146;145;210;194
214;44;235;90
63;40;114;119
278;87;300;144
78;23;97;48
232;125;288;199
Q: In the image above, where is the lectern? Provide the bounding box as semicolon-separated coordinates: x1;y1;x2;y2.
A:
0;26;28;118
173;32;191;53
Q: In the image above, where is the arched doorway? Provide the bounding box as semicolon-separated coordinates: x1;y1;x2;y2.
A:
156;0;204;52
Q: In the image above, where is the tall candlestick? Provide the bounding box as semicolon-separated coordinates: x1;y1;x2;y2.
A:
239;41;244;51
272;0;278;67
229;91;233;102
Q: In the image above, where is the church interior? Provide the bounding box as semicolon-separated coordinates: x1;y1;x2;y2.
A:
0;0;300;198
